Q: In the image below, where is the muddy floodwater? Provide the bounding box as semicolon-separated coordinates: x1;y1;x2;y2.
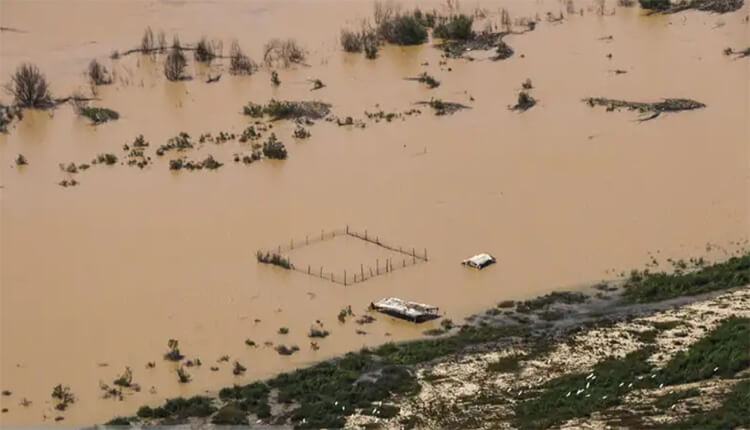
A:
1;0;748;425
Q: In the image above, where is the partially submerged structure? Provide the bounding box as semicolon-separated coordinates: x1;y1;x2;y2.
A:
462;253;496;269
370;297;439;323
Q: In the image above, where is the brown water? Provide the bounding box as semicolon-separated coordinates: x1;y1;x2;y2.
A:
1;0;748;425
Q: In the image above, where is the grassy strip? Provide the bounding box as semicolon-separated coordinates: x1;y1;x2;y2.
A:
622;253;750;303
659;316;749;385
659;379;750;429
514;348;655;429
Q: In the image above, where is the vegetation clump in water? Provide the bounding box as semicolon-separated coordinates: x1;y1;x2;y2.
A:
77;106;119;124
417;98;470;115
511;91;537;111
156;132;193;155
406;72;440;88
164;339;184;361
293;125;311;139
262;133;288;159
194;36;220;63
433;14;474;40
256;251;291;268
15;154;28;166
51;385;75;411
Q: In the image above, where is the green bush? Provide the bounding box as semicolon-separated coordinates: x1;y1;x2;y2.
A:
433;14;474;40
211;404;248;425
383;15;427;45
79;106;119;124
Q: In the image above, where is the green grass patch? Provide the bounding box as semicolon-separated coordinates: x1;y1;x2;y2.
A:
652;320;683;331
622;253;750;303
433;14;474;40
653;388;700;409
659;317;750;385
487;355;521;373
514;348;655;429
218;382;271;418
658;379;750;429
136;395;216;420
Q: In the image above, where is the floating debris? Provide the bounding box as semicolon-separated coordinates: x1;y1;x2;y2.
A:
416;98;470;115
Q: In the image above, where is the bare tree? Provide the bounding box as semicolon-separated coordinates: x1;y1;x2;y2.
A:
141;26;155;52
229;40;256;74
87;59;112;85
7;63;53;108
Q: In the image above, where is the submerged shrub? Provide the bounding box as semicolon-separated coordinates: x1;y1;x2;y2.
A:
257;250;291;267
164;38;187;81
341;29;363;52
8;63;53;108
164;339;184;361
78;106;119;124
229;40;255;75
194;36;220;62
242;102;263;118
382;15;427;45
263;38;306;68
271;70;281;86
141;27;155;52
87;59;112;85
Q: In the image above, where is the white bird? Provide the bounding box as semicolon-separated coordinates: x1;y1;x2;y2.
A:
342;406;345;411
334;401;338;406
628;383;633;388
618;382;624;387
659;383;664;389
586;394;591;398
651;374;656;379
602;395;607;400
591;376;596;381
586;382;590;389
566;391;571;397
637;376;644;380
713;366;719;372
576;389;584;395
587;373;594;380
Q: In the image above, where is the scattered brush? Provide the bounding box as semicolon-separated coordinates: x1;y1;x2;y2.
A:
338;305;354;323
87;59;112;85
156;132;193;155
271;71;280;86
522;78;533;89
374;2;428;46
229;40;256;75
7;63;53;108
263;38;306;68
640;0;742;13
278;327;289;335
15;154;27;166
51;385;75;411
256;250;291;268
310;79;325;90
341;28;364;52
0;104;22;132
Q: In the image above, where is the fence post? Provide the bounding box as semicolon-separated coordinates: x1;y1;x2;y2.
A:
425;248;427;261
308;265;311;274
376;259;379;275
361;264;364;279
344;271;347;286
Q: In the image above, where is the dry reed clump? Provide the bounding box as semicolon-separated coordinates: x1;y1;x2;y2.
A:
7;63;53;108
341;23;380;58
164;37;187;81
228;40;256;75
87;59;112;85
263;39;306;68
